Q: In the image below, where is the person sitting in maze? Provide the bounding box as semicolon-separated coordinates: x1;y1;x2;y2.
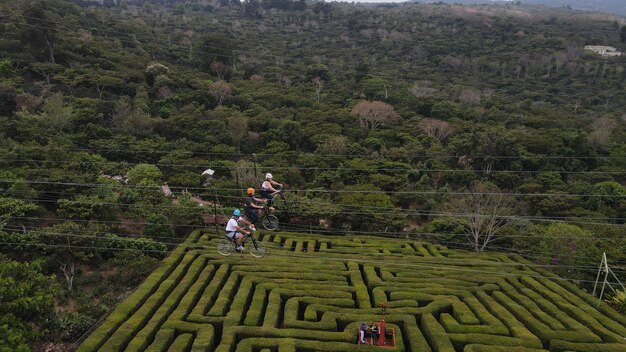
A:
244;187;266;225
225;209;250;251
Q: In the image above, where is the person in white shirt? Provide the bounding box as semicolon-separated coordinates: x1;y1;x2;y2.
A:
259;173;283;209
225;209;250;251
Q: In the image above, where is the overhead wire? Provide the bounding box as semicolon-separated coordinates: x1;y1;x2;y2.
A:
3;158;625;175
275;251;612;284
5;194;625;228
0;228;615;273
1;225;187;243
5;186;625;222
2;8;624;293
4;217;625;271
5;212;626;241
2;11;620;266
45;148;620;160
3;179;625;198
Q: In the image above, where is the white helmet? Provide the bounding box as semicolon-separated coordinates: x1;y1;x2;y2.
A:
265;173;273;179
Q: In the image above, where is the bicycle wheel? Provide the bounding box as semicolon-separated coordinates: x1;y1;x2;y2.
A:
249;238;267;258
217;238;235;256
262;214;279;231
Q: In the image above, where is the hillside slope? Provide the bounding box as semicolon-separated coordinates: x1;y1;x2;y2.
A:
1;1;625;349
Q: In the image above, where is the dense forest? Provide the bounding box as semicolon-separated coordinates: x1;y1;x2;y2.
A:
0;0;625;350
422;0;626;17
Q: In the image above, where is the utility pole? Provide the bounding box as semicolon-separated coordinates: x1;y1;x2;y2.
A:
592;252;625;306
213;188;219;237
253;153;258;181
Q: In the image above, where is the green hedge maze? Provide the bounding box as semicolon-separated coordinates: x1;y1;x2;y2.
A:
78;230;626;352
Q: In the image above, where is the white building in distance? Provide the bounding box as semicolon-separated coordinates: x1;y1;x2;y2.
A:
584;46;622;57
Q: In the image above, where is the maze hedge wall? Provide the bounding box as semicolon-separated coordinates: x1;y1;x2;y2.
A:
78;230;626;352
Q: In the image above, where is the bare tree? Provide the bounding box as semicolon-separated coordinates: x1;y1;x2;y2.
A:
459;88;481;106
182;30;195;59
413;45;430;62
30;62;63;85
351;100;399;131
601;91;612;108
418;118;454;143
441;55;465;70
59;261;76;292
211;61;229;80
232;160;257;186
312;76;324;102
589;117;618;151
409;80;438;98
208;80;231;105
482;88;496;100
276;73;291;87
444;182;513;252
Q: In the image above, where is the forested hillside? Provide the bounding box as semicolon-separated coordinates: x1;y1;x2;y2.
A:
420;0;626;17
0;0;625;350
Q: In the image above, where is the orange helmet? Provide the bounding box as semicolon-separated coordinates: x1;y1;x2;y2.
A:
247;188;255;195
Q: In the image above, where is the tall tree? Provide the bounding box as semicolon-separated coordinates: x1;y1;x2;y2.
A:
311;76;324;102
22;1;57;63
443;182;514;252
351;100;399;131
227;113;248;152
197;34;234;70
37;92;73;136
208;80;231;106
418;118;454;143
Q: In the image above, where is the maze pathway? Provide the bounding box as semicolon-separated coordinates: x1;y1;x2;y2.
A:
78;230;626;352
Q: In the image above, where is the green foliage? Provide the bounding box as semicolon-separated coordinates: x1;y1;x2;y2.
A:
110;250;159;286
127;164;163;184
336;184;405;231
0;259;56;350
57;195;115;220
0;0;625;346
537;223;601;280
144;213;174;239
52;311;96;342
0;59;15;79
0;197;39;219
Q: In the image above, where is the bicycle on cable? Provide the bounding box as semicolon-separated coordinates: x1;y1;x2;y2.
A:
259;190;283;231
217;209;267;258
257;173;287;231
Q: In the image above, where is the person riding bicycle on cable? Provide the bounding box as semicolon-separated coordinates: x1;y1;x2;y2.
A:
244;187;266;225
225;209;249;251
260;173;282;209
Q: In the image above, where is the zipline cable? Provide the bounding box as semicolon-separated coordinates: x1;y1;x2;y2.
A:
4;158;625;174
3;179;624;197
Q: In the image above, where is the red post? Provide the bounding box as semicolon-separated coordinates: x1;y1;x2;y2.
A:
378;317;386;346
